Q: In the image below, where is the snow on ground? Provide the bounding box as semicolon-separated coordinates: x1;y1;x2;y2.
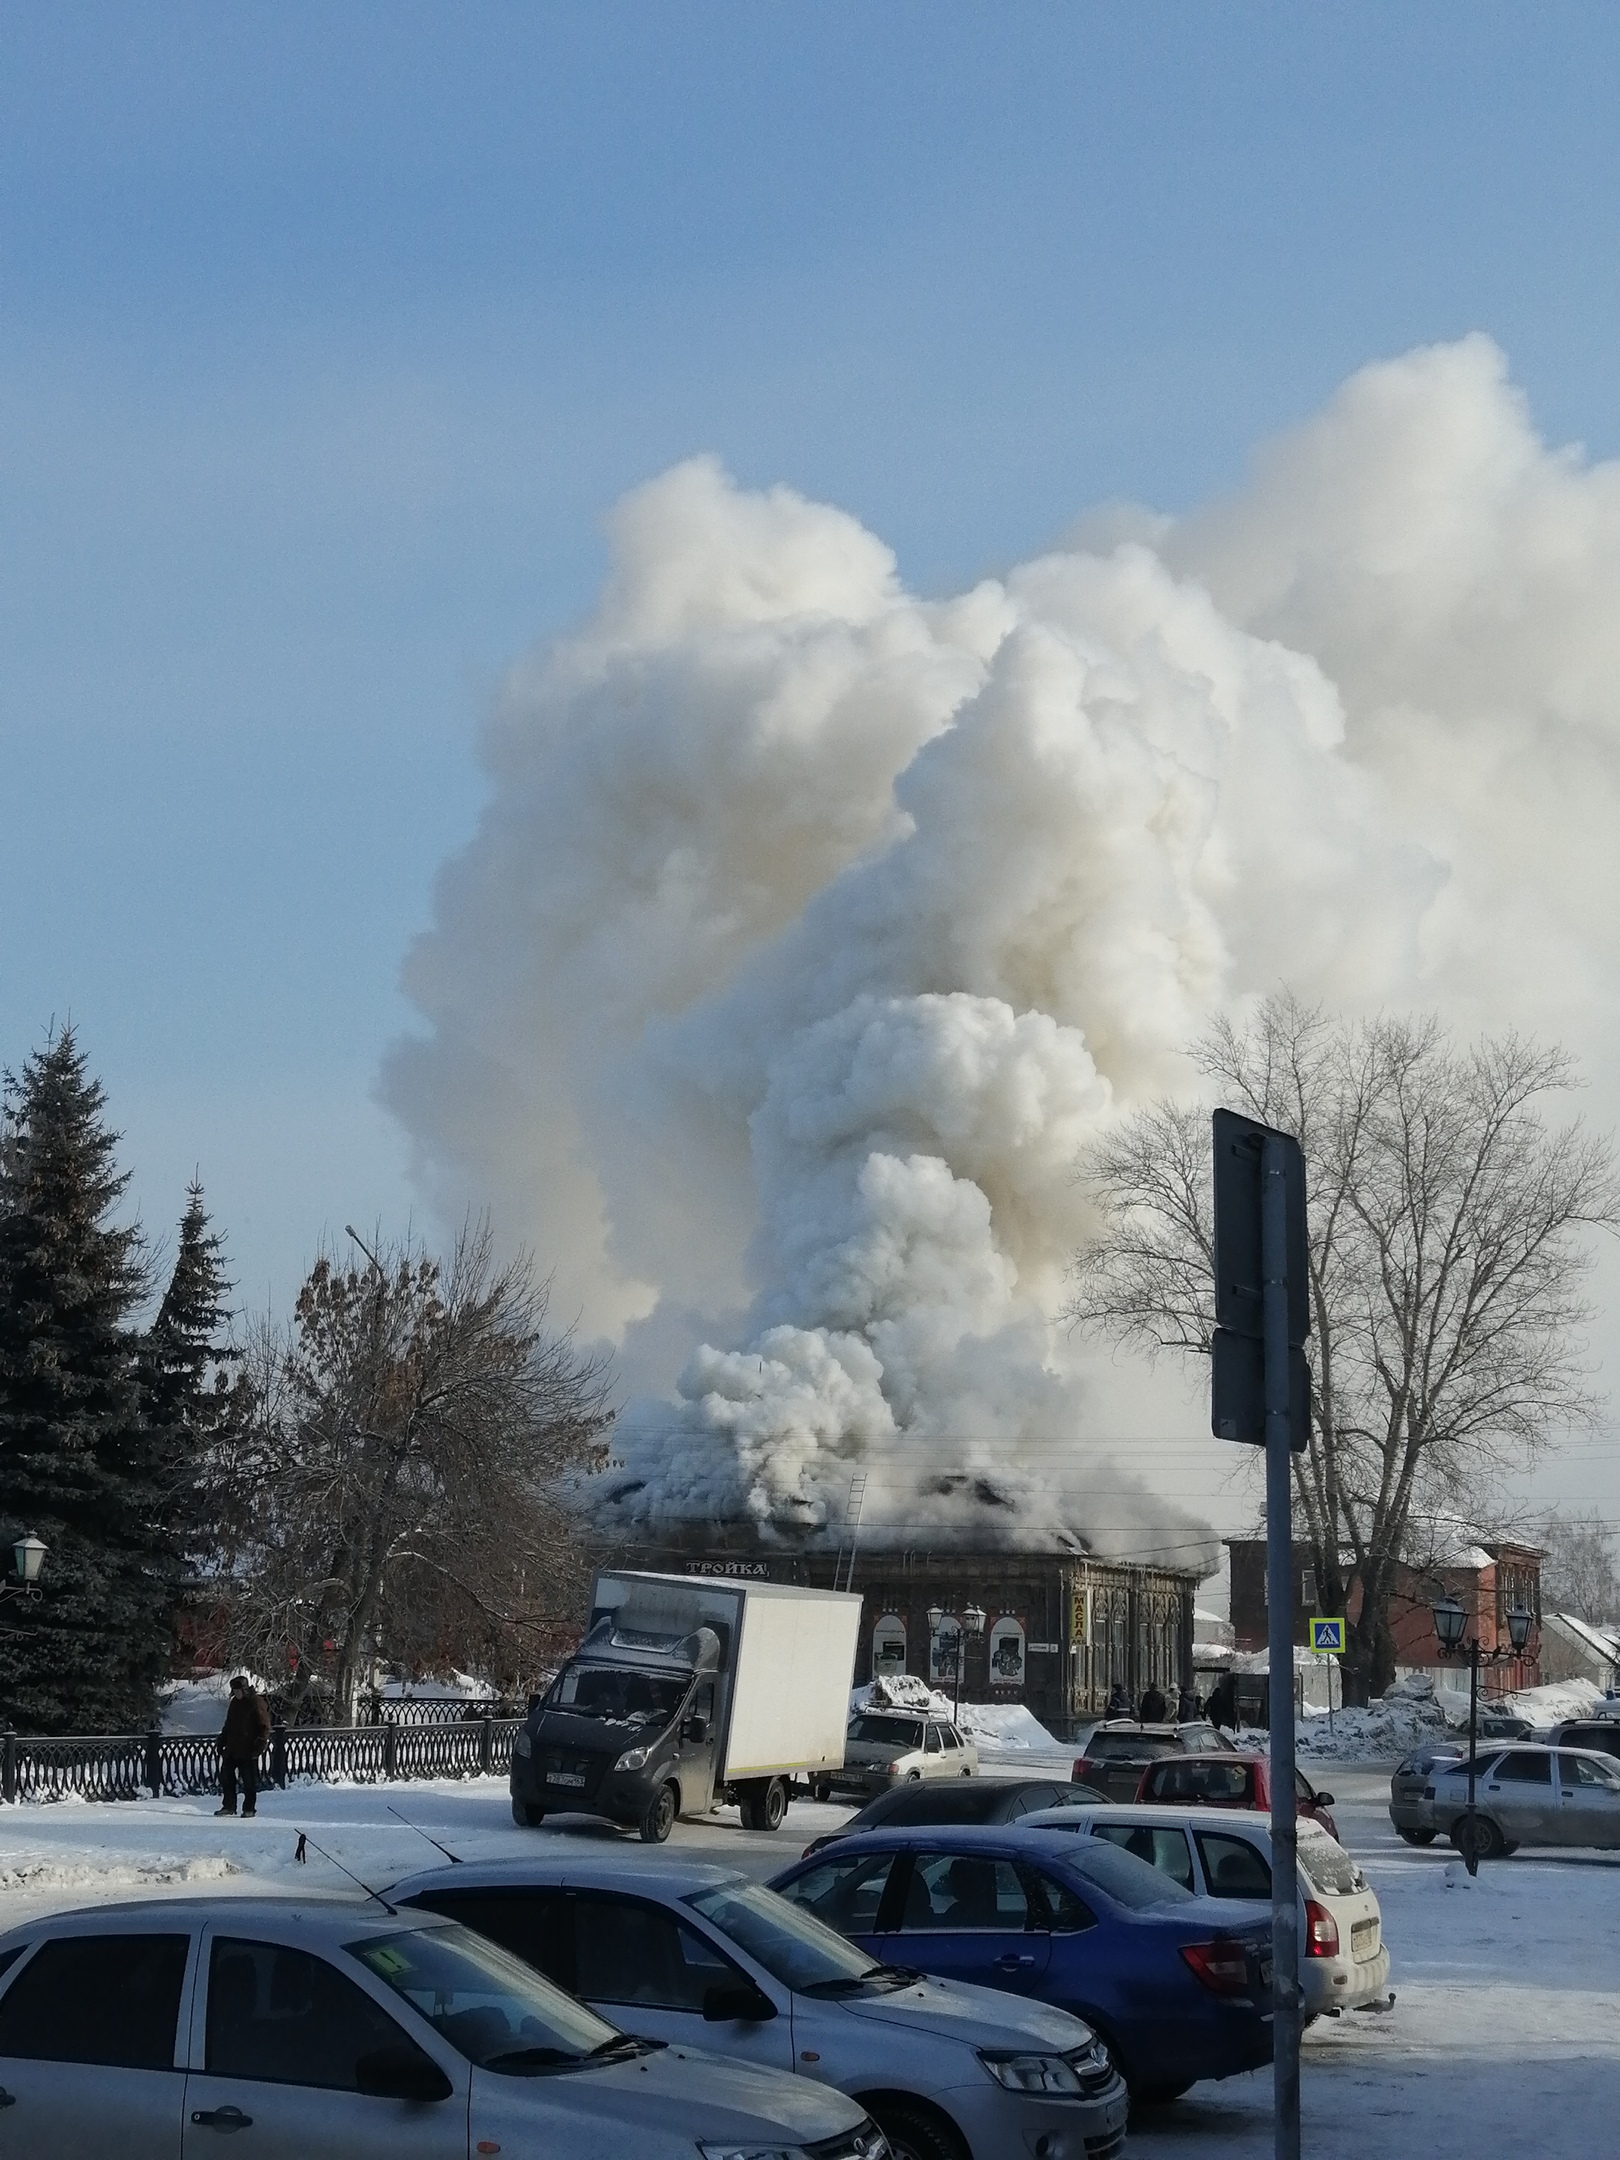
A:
6;1755;1620;2152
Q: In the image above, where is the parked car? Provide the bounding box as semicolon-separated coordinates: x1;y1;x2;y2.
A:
800;1777;1104;1859
1387;1744;1496;1844
1546;1719;1620;1766
1426;1743;1620;1858
0;1893;884;2160
830;1711;980;1802
394;1854;1128;2160
1070;1722;1225;1802
768;1824;1274;2102
1135;1751;1340;1839
1017;1803;1389;2018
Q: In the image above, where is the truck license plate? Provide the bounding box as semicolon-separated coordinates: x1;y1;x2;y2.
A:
548;1772;586;1788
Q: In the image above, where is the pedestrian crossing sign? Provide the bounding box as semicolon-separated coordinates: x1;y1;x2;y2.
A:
1309;1617;1345;1655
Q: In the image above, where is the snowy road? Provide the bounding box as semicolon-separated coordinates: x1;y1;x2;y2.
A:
1;1761;1615;2152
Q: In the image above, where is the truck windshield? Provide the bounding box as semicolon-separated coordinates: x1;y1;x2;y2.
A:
848;1715;924;1749
685;1883;894;1995
545;1665;688;1726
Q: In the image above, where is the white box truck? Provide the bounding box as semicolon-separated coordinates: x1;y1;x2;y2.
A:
511;1570;862;1841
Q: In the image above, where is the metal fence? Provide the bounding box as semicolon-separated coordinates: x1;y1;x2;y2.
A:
0;1715;524;1805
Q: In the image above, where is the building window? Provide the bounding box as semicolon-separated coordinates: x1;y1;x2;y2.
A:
1301;1569;1318;1608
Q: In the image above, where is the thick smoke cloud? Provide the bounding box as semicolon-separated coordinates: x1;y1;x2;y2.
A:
384;338;1620;1565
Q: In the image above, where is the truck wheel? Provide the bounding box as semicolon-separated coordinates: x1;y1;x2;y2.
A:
760;1777;788;1831
812;1778;832;1803
1396;1827;1435;1847
865;2100;967;2160
640;1782;678;1843
512;1800;545;1828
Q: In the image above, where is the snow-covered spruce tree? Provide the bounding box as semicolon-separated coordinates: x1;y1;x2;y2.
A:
141;1179;240;1665
0;1028;157;1732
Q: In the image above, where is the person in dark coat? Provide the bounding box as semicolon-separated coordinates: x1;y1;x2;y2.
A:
1106;1681;1134;1719
1138;1681;1168;1723
1177;1686;1199;1722
218;1674;271;1817
1206;1671;1238;1736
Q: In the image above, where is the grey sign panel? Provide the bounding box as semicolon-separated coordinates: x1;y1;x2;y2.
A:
1211;1108;1309;1346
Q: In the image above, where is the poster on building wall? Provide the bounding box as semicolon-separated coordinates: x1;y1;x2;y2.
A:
989;1615;1026;1689
1070;1586;1088;1640
872;1615;908;1675
929;1615;963;1685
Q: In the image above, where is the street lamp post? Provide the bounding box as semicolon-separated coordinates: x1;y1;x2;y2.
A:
926;1603;987;1721
0;1536;47;1611
1431;1591;1534;1876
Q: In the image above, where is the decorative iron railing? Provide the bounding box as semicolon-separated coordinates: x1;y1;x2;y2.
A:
0;1715;524;1805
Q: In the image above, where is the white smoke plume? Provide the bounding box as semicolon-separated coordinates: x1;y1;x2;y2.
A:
384;336;1620;1566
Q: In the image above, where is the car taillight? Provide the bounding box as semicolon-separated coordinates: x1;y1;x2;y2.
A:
1071;1760;1093;1783
1304;1900;1340;1958
1180;1940;1253;1996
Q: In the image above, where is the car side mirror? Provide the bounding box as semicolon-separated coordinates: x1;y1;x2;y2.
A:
703;1981;777;2023
355;2045;454;2102
683;1714;710;1743
1314;1792;1335;1808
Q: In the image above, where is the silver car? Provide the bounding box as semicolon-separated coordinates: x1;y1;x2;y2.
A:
832;1711;980;1801
0;1894;881;2160
394;1853;1128;2160
1428;1744;1620;1858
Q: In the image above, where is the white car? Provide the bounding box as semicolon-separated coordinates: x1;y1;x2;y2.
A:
831;1711;980;1801
1427;1743;1620;1856
394;1853;1128;2160
0;1894;884;2160
1017;1804;1391;2018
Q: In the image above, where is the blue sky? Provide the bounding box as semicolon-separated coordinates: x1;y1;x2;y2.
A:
5;2;1620;1307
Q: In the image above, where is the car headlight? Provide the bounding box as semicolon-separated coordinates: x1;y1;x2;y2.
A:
512;1731;532;1758
614;1745;650;1772
696;2146;800;2160
978;2050;1086;2094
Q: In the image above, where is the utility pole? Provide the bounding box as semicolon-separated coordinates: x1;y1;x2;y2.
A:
1211;1109;1310;2160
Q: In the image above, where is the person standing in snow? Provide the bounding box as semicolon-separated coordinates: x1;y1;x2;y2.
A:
1106;1681;1134;1719
1207;1671;1237;1735
1139;1680;1168;1723
217;1674;271;1817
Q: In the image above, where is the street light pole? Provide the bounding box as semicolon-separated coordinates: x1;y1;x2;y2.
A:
1432;1591;1533;1876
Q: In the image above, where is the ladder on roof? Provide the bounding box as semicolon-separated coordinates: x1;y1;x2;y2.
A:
833;1473;868;1595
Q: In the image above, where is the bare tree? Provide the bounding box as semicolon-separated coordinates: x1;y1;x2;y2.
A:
1067;992;1620;1703
1540;1507;1620;1626
207;1223;613;1720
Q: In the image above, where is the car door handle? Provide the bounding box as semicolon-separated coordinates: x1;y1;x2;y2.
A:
190;2107;254;2132
996;1953;1036;1970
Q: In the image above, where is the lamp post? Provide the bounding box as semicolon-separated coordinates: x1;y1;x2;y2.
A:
926;1604;986;1721
1431;1591;1534;1876
0;1535;46;1610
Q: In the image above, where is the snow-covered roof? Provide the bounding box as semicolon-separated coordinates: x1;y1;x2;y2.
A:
1545;1612;1620;1668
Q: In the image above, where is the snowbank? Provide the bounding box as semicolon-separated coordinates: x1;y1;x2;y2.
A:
1291;1671;1451;1762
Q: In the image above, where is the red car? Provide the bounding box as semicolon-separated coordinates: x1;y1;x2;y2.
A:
1134;1750;1340;1839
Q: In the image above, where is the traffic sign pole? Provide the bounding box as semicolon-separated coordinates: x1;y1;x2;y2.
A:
1263;1133;1301;2160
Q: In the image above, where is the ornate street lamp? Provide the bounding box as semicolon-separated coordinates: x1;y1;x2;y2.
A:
1431;1589;1535;1876
1;1535;46;1607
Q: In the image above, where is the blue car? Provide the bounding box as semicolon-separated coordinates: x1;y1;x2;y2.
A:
769;1823;1273;2102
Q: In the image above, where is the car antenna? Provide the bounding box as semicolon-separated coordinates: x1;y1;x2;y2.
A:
293;1829;396;1912
386;1803;464;1864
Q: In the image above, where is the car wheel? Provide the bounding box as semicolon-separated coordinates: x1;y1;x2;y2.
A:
1396;1827;1435;1847
512;1800;545;1828
640;1782;678;1843
1134;2082;1194;2105
1453;1814;1505;1863
866;2101;968;2160
906;1769;922;1781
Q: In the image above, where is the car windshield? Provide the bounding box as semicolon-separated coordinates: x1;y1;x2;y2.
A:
686;1882;898;1994
349;1924;634;2073
1085;1732;1181;1760
848;1715;925;1749
1060;1839;1193;1909
545;1665;687;1726
1297;1833;1363;1898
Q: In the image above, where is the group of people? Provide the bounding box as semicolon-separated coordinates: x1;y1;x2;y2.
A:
1104;1674;1239;1731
